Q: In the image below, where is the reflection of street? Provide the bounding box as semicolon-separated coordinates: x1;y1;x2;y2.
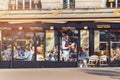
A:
0;68;119;80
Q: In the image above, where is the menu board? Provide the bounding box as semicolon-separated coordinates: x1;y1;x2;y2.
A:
0;0;9;10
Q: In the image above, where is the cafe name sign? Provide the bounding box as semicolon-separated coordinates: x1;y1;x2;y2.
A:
108;0;115;2
97;25;111;28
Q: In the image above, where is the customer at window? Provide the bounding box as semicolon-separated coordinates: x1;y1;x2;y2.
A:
23;47;33;61
113;47;120;61
2;46;12;61
79;47;89;68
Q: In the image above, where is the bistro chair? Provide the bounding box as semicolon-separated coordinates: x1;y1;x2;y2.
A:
99;55;108;67
88;55;99;67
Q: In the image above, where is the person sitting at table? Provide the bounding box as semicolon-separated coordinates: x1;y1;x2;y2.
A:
14;47;25;61
79;47;89;68
112;47;120;61
23;47;33;61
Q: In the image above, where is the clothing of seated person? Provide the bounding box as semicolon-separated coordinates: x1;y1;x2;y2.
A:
48;54;55;61
114;53;120;61
50;46;58;61
18;49;25;57
79;48;89;68
37;46;44;57
24;48;33;61
112;47;120;61
79;49;89;59
37;54;44;61
2;47;12;61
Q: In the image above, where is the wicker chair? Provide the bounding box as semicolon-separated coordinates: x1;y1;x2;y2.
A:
88;55;99;67
99;55;108;67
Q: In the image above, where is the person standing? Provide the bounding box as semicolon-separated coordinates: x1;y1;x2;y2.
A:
62;34;71;61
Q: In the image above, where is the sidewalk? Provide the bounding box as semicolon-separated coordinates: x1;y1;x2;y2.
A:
0;67;119;80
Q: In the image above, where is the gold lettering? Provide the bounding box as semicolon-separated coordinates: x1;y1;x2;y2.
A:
97;25;111;29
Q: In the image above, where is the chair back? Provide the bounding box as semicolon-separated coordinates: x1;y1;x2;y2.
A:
100;55;107;61
89;55;99;60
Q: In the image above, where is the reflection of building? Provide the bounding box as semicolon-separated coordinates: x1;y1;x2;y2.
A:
0;0;120;68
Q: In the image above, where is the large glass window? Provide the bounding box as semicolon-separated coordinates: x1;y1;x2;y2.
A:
13;29;35;61
80;30;89;49
94;30;108;56
36;32;45;61
110;30;120;61
60;29;78;62
79;30;89;61
1;30;12;61
45;30;58;61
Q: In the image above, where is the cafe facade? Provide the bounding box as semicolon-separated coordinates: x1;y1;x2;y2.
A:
0;0;120;68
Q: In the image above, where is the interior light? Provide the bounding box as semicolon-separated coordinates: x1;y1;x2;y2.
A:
50;26;54;30
84;26;88;30
19;27;23;30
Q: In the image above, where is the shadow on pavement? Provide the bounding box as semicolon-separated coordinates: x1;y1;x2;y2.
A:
84;69;120;80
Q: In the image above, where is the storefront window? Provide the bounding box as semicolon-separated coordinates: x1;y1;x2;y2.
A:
80;30;89;49
110;30;120;61
0;30;1;52
45;30;57;61
79;30;89;62
94;30;108;56
60;29;78;62
35;32;45;61
1;30;12;61
13;30;35;61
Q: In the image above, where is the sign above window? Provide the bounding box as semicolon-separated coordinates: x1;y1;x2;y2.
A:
108;0;115;2
97;25;111;29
